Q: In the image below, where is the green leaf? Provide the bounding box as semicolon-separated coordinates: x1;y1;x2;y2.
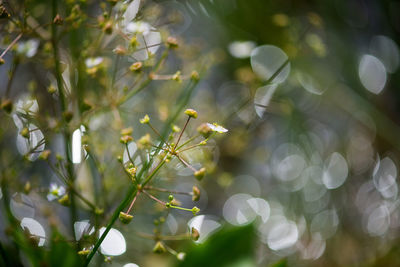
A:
177;224;256;267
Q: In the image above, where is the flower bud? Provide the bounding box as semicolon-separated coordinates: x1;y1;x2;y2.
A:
63;111;73;122
39;150;51;160
20;127;29;138
192;206;200;215
171;71;182;82
58;194;70;206
194;167;206;181
130;36;138;48
1;99;13;113
184;108;198;119
95;208;104;215
113;45;127;55
0;58;5;65
137;133;151;149
153;241;166;254
140;114;150;124
119;211;133;224
78;249;91;256
171;124;180;133
120;135;133;144
192;186;200;201
168;195;174;201
129;61;143;72
190;70;200;81
24;181;31;194
0;6;11;19
53;14;63;25
120;127;133;136
47;84;57;94
191;227;200;241
127;167;137;178
102;21;113;34
166;36;178;49
81;100;93;112
197;123;212;138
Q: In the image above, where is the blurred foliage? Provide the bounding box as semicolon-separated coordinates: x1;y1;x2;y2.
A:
178;224;256;267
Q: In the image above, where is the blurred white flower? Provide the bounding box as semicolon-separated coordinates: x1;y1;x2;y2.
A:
126;21;151;35
206;123;228;133
85;57;104;68
16;39;39;58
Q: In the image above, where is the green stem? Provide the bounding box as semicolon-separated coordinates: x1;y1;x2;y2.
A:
51;0;77;240
83;186;137;266
176;134;200;150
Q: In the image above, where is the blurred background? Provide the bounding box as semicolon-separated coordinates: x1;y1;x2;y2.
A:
1;0;400;266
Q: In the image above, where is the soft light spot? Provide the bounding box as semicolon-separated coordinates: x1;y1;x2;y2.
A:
123;142;141;166
296;72;325;95
228;41;256;59
254;84;278;117
16;124;45;161
373;157;397;192
247;198;270;223
10;193;35;220
20;218;46;246
250;45;290;84
322;152;348;189
272;143;306;182
223;194;257;226
310;209;339;239
99;227;126;256
188;215;221;243
72;128;82;164
85;57;104;69
16;39;39;58
370;35;400;73
267;220;298;250
74;220;94;241
358;54;387;94
367;204;390;236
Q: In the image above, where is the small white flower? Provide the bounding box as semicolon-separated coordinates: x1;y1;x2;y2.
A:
85;57;104;68
47;183;66;201
16;39;40;58
125;21;151;35
206;123;228;133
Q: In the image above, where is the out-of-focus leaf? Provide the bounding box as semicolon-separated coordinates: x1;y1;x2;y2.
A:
47;230;84;267
268;258;287;267
177;224;256;267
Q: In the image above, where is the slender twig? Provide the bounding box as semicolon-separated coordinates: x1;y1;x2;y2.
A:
126;192;139;214
148;123;171;148
125;143;135;166
142;190;166;205
0;32;23;59
176;133;200;150
144;186;191;196
176;155;197;172
174;117;190;149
